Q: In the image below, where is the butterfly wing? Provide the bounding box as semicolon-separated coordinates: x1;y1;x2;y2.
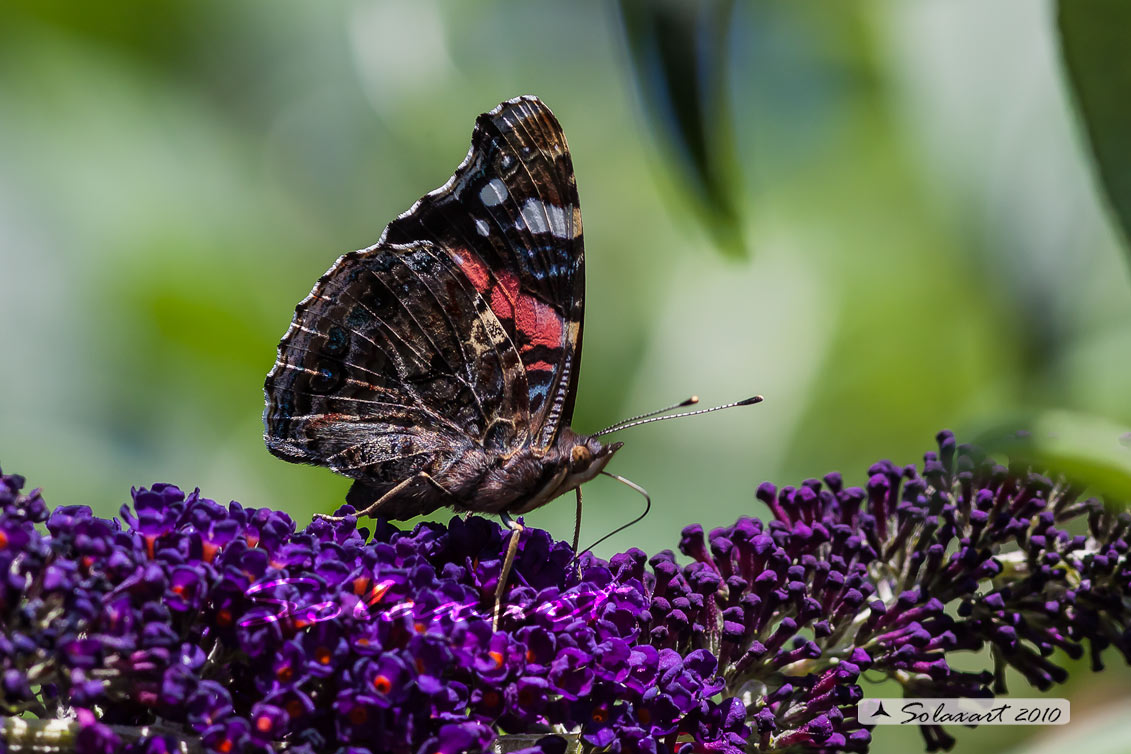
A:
264;240;530;515
381;96;585;450
264;96;586;518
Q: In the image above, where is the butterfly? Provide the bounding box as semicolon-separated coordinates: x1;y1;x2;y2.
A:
264;95;617;551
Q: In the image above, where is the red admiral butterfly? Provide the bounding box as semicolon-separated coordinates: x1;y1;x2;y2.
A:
263;96;759;622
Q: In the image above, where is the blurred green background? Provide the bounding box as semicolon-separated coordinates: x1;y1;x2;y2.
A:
1;1;1129;750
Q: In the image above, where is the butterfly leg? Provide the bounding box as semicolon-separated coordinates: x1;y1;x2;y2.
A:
316;472;456;521
571;487;583;578
492;512;524;631
571;487;584;554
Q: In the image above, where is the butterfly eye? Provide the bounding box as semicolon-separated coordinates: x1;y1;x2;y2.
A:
569;445;591;472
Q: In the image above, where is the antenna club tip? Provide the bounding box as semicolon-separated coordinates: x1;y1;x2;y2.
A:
740;395;765;406
687;395;700;405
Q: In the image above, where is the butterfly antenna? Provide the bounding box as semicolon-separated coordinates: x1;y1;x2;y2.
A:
570;472;651;563
593;395;763;437
592;395;699;437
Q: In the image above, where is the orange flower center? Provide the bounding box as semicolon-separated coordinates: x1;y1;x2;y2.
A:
373;674;392;694
366;581;391;605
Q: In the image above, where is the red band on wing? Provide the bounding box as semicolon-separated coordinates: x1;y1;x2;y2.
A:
451;250;491;294
451;248;564;370
490;285;514;321
515;294;563;350
496;270;520;300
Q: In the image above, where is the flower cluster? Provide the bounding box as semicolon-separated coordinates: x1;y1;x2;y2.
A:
1;431;1128;754
662;431;1130;751
0;468;740;754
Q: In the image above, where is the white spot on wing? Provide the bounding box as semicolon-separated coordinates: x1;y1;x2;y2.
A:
479;179;508;207
521;203;547;234
475;219;490;236
520;199;571;239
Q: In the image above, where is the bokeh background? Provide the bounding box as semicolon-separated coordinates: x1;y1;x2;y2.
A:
2;1;1129;751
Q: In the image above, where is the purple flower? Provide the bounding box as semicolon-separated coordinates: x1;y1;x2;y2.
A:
505;676;551;718
167;564;207;611
247;702;288;744
414;722;493;754
0;432;1127;754
74;708;120;754
200;718;250;754
357;653;413;709
548;647;594;700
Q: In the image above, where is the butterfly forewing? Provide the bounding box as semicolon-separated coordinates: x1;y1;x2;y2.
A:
381;96;585;450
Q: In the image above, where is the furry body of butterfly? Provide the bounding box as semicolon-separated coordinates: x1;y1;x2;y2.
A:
339;429;621;520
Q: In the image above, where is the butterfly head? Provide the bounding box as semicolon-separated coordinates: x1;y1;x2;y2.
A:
566;433;623;477
505;430;620;516
554;427;622;489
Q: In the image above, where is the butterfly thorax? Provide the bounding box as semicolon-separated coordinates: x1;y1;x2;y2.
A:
461;429;622;516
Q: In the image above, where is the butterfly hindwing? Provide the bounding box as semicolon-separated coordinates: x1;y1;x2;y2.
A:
381;96;585;450
264;241;530;501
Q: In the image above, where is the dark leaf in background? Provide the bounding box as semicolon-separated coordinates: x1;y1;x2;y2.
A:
974;410;1131;504
616;0;746;258
1058;0;1131;261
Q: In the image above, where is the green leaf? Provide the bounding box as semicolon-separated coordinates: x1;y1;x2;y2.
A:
617;0;746;258
1058;0;1131;257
